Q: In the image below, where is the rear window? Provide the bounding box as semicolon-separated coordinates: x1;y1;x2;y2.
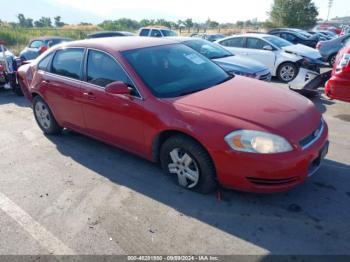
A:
219;38;244;48
161;30;177;37
52;48;84;80
30;40;44;48
38;53;54;71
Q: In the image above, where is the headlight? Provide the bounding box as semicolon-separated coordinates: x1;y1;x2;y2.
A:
224;130;293;154
230;71;256;79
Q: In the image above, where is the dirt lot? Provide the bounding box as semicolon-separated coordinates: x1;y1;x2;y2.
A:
0;84;349;255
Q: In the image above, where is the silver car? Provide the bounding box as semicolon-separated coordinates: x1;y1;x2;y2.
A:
317;34;350;67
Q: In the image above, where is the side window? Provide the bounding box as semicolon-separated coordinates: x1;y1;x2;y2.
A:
150;29;162;37
38;53;54;71
246;38;266;49
52;48;84;80
30;40;44;49
282;33;296;42
220;38;244;48
140;29;150;36
86;50;132;89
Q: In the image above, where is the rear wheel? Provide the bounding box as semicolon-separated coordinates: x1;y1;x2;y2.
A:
329;54;337;67
160;135;217;194
277;62;298;83
33;96;62;135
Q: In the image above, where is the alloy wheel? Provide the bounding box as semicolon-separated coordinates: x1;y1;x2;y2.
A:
35;101;51;130
280;65;296;82
167;148;199;188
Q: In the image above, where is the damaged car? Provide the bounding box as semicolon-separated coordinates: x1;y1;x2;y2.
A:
0;41;23;96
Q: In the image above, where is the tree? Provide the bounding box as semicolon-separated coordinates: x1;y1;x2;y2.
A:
184;18;193;33
34;17;52;27
268;0;318;28
54;16;65;27
16;13;33;27
236;21;244;28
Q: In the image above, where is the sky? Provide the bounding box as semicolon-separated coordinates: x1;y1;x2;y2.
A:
0;0;349;24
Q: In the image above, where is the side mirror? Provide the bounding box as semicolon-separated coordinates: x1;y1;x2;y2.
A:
263;45;273;51
105;81;130;95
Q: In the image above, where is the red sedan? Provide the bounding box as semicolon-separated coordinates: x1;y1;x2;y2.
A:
17;37;329;194
325;40;350;103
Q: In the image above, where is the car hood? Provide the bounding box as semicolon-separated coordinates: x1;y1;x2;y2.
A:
213;55;268;74
282;44;322;59
171;76;321;142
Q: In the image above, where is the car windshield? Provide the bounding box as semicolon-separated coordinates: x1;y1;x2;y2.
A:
122;44;231;98
263;36;292;48
161;30;177;37
183;39;233;59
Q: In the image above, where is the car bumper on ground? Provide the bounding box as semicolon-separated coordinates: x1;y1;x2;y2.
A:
289;68;332;96
211;124;329;193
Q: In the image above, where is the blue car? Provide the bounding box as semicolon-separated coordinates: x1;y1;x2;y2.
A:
170;37;271;81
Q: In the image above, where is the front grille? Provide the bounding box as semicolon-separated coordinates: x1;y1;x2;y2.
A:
299;120;324;149
258;72;272;81
247;176;299;186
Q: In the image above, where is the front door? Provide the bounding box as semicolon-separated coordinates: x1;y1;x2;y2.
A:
80;49;145;153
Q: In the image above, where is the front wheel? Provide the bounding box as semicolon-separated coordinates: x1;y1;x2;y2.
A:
160;135;217;194
277;62;298;83
33;96;62;135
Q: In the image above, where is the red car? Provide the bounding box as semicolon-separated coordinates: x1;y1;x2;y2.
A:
325;40;350;103
17;37;329;194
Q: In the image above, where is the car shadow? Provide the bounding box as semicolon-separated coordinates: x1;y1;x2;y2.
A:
0;89;30;107
45;130;350;254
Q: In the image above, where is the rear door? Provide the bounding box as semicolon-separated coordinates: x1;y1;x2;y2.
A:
244;37;276;73
217;37;246;55
80;49;146;152
42;48;86;130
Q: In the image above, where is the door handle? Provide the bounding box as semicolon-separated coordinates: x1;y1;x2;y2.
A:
42;80;50;84
83;92;96;100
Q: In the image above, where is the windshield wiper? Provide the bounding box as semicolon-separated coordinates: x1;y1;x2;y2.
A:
178;89;205;96
211;54;233;59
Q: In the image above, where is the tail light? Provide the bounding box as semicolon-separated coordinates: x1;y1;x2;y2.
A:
0;64;4;72
316;42;322;49
336;54;350;73
39;46;48;54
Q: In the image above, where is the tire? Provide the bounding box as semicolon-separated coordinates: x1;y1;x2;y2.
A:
12;84;23;96
33;96;62;135
160;135;217;194
10;77;23;96
277;62;298;83
328;54;337;67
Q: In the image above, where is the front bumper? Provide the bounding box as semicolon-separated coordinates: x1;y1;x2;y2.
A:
211;124;329;193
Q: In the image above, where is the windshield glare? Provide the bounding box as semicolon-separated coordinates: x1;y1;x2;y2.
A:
183;39;232;59
263;36;292;48
161;30;177;37
122;44;230;98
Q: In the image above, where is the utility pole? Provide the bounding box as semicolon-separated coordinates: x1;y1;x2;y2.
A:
327;0;334;21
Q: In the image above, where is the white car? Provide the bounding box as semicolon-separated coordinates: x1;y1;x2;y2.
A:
216;33;324;82
139;27;177;37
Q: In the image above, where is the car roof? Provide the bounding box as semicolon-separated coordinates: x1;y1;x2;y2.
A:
59;36;178;52
224;33;271;38
166;36;196;42
30;36;72;41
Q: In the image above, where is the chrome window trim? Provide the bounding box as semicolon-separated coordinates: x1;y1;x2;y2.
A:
301;119;325;150
42;46;144;101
